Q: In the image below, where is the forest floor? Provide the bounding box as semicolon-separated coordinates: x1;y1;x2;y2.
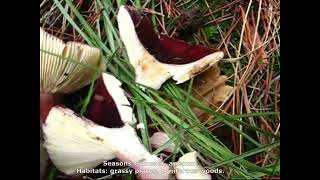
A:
40;0;280;179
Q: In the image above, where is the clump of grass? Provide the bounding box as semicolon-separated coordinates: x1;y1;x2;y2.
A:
40;0;280;179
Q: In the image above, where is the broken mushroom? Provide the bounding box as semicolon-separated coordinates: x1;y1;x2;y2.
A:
85;73;136;127
117;5;224;90
175;152;211;180
42;73;169;180
40;27;105;122
40;27;105;179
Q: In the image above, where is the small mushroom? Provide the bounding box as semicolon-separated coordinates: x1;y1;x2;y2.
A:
42;73;169;180
150;132;176;153
40;27;105;122
117;6;224;90
175;152;211;180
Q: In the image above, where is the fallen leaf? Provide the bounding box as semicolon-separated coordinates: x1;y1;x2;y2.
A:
192;65;234;122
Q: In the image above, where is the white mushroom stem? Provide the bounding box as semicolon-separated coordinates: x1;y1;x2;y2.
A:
175;152;211;180
43;106;169;179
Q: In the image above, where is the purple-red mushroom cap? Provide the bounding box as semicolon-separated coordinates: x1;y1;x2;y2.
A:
117;5;224;90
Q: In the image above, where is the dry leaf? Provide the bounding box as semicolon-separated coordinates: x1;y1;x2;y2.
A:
192;65;233;121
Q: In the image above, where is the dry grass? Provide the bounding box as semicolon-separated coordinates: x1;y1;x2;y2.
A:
155;0;280;170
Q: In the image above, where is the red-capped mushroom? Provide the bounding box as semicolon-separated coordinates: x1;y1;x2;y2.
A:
42;73;169;180
40;27;105;179
117;5;224;90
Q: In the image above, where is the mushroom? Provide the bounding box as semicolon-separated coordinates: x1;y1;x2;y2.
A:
150;132;176;153
175;152;211;180
42;73;169;180
40;27;105;122
85;73;136;127
40;27;105;179
117;5;224;90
